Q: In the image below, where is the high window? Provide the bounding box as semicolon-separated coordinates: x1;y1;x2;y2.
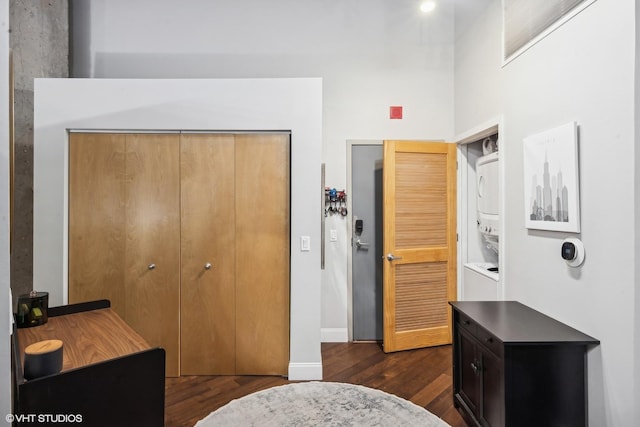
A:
503;0;597;62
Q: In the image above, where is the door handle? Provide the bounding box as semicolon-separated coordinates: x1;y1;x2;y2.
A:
385;253;403;261
148;263;156;270
355;239;369;249
471;360;481;375
204;263;212;270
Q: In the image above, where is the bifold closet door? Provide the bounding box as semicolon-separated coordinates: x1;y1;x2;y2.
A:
69;133;127;313
180;134;236;375
70;131;289;377
69;133;181;377
125;134;181;377
235;134;290;376
180;133;290;376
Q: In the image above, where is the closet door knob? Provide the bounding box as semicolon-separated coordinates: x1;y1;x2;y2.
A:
204;263;212;270
148;263;156;270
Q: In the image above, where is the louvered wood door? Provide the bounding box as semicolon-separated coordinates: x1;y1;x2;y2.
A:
180;134;236;375
382;140;457;353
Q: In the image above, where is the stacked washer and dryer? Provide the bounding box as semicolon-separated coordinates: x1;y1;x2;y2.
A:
463;137;500;300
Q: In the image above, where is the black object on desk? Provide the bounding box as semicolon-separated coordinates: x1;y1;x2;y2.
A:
450;300;599;427
16;291;49;328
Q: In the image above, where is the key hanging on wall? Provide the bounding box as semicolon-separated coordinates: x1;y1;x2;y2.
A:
325;187;347;217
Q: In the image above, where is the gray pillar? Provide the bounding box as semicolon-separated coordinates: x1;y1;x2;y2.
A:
10;1;68;303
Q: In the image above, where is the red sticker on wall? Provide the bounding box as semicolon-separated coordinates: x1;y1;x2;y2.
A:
390;106;403;119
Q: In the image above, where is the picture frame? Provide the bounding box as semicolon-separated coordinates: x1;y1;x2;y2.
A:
523;121;580;233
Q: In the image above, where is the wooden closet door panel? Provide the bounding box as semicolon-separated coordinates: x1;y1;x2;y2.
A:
180;134;236;375
235;133;290;376
69;133;126;316
125;133;181;377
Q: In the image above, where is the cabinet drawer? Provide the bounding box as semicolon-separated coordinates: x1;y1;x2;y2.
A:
457;312;477;335
476;326;503;358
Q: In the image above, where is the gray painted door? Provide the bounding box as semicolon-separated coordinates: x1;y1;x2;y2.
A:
352;144;383;341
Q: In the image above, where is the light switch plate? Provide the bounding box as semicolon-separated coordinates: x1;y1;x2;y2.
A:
330;229;337;242
300;236;311;251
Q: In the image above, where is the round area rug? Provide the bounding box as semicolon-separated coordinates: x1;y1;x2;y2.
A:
195;381;451;426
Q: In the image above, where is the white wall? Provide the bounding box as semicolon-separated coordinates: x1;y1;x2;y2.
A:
0;1;12;424
455;0;637;425
33;78;323;380
69;0;455;341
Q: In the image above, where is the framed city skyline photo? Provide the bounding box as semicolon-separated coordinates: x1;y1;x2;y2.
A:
523;122;580;233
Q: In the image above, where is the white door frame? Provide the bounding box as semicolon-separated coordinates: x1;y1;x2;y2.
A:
454;115;506;301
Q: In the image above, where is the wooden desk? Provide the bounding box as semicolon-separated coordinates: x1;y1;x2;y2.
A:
17;307;150;372
12;300;165;426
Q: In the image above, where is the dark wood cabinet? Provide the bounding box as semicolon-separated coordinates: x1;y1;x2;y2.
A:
450;301;599;427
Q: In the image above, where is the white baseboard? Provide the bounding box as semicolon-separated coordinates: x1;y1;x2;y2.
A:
287;328;348;380
288;362;323;381
321;328;348;343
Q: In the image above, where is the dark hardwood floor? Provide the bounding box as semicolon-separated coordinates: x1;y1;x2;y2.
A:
165;342;468;427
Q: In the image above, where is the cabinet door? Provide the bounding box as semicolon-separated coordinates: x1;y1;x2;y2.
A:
125;134;181;377
69;133;126;314
457;328;480;416
480;349;503;427
235;134;290;375
180;134;236;375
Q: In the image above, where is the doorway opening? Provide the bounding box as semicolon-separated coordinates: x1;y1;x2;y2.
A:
347;140;458;351
347;141;384;342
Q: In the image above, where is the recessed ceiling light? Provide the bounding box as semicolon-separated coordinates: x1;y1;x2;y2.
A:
420;0;436;13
